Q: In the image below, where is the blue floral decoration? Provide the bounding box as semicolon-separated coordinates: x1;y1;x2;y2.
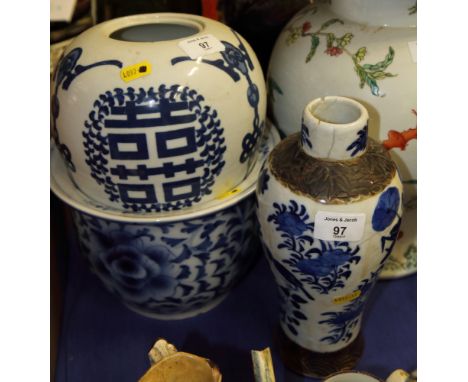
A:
264;200;362;337
346;125;368;157
262;245;312;336
296;246;359;278
95;241;178;302
268;201;314;238
267;201;360;295
319;272;377;344
75;197;257;316
372;187;400;232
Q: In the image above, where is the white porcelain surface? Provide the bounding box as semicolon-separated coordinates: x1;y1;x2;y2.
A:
52;13;266;213
301;96;369;160
268;0;416;273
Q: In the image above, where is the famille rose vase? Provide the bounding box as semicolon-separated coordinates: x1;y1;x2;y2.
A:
267;0;416;278
256;97;403;377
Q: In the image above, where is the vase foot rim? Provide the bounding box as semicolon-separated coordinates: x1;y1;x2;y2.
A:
277;327;365;378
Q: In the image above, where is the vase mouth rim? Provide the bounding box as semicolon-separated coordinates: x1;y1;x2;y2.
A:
82;13;209;44
305;96;368;128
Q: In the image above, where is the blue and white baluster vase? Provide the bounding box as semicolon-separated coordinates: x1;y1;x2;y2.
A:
256;96;403;377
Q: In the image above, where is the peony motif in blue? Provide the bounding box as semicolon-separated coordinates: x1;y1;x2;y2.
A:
74;197;257;316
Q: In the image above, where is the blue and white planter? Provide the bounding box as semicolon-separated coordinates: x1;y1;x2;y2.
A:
52;13;266;213
73;196;257;319
256;97;403;355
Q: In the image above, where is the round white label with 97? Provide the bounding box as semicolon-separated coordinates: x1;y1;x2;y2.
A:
314;211;366;242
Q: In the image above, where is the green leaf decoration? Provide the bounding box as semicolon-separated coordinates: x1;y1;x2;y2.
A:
319;18;344;32
354;47;367;63
369;71;397;80
306;35;320;63
326;33;335;48
286;29;301;46
409;3;417;15
267;77;283;102
269;78;283;95
338;33;353;48
356;67;366;89
366;77;380;96
361;47;395;71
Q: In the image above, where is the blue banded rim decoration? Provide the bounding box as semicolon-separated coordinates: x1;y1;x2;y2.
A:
51;120;280;223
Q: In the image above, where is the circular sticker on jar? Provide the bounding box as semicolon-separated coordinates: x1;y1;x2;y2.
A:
314;211;366;242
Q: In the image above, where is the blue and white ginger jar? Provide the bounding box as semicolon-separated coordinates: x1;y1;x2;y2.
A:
52;13;266;213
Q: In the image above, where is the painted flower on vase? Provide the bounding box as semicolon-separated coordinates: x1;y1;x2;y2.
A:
325;46;343;56
302;21;312;33
296;248;356;278
286;241;361;294
284;7;397;96
319;272;378;344
268;201;359;294
268;201;314;237
372;186;401;231
87;227;178;303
